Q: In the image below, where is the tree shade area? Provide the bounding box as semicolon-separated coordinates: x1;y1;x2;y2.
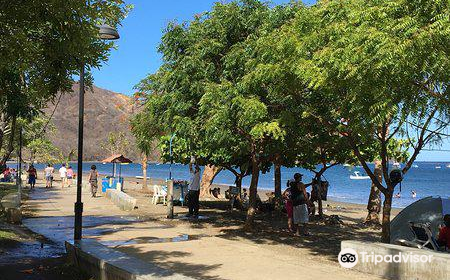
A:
132;0;450;241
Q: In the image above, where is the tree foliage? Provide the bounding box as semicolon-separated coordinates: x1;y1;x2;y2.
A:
135;0;449;238
0;0;131;163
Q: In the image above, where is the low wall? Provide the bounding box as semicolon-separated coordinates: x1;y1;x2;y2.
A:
1;193;22;223
105;189;137;211
341;240;450;280
66;239;193;280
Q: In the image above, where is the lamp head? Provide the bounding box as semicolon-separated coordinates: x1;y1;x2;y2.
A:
97;24;120;40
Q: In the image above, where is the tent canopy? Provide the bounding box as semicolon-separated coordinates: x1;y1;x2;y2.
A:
390;196;450;243
101;154;133;164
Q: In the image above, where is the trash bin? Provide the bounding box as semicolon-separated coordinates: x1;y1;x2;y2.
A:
102;176;112;193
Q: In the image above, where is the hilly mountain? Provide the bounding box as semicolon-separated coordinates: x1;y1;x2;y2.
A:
44;84;140;161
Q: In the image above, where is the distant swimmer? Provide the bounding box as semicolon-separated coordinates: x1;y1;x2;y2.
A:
394;192;401;198
411;190;417;198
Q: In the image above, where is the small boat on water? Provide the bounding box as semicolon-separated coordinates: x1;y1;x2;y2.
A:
446;164;450;168
412;164;419;168
436;166;442;169
350;171;370;180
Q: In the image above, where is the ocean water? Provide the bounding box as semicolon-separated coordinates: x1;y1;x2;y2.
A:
11;161;450;208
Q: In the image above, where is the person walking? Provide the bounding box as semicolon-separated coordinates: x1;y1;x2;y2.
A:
89;165;99;197
44;164;54;188
187;162;201;218
66;166;74;187
27;164;37;189
59;164;67;188
290;173;312;236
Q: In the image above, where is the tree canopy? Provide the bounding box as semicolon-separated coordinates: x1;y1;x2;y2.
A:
135;0;449;238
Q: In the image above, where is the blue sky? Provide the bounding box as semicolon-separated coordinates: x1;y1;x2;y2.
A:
91;0;449;162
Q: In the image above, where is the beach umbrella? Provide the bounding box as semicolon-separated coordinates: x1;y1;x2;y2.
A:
101;154;133;178
390;196;450;243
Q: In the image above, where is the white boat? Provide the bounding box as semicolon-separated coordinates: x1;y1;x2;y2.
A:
446;164;450;168
350;171;370;180
436;166;442;169
412;164;419;168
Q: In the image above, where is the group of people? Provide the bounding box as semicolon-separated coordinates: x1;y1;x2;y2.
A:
0;167;17;183
394;190;417;199
39;163;74;189
28;163;99;197
283;173;314;236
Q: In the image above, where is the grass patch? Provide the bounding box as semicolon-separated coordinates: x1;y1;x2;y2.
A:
0;229;17;239
0;182;18;199
0;229;19;248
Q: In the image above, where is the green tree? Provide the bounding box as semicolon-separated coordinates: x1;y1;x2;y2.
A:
130;94;164;190
101;131;130;156
288;0;449;242
0;0;131;163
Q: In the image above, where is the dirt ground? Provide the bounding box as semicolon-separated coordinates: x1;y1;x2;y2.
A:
12;172;397;280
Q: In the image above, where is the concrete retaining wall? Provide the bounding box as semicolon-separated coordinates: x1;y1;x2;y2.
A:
341;240;450;280
66;239;193;280
105;189;137;211
1;193;22;223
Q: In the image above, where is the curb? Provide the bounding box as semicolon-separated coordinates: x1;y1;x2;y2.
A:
66;239;193;280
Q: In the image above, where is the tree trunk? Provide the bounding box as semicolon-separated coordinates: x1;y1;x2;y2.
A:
274;163;281;198
381;191;393;243
200;165;222;198
1;116;16;164
235;175;242;196
365;161;382;225
0;112;7;151
141;153;148;191
245;153;260;230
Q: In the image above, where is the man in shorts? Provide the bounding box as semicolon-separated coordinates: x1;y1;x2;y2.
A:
44;164;54;188
59;164;67;188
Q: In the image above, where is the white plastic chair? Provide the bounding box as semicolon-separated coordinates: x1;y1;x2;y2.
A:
152;185;167;205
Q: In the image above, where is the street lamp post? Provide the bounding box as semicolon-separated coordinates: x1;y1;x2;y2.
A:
74;24;120;241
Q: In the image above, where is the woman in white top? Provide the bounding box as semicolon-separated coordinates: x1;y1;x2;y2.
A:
59;164;67;188
187;163;201;217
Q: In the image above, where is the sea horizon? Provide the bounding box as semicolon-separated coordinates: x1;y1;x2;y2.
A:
8;161;450;208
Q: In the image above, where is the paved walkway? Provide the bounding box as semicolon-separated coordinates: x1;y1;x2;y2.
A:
23;185;384;280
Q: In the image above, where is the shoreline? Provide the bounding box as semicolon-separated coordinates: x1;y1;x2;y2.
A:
30;168;404;211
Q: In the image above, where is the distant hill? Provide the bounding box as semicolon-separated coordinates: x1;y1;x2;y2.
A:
44;83;141;161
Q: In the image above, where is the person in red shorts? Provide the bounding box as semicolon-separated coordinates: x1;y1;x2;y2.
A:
438;214;450;250
283;180;294;232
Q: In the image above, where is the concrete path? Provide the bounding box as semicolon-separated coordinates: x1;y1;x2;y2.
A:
23;185;385;280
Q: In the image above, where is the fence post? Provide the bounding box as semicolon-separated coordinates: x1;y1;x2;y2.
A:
166;180;174;219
